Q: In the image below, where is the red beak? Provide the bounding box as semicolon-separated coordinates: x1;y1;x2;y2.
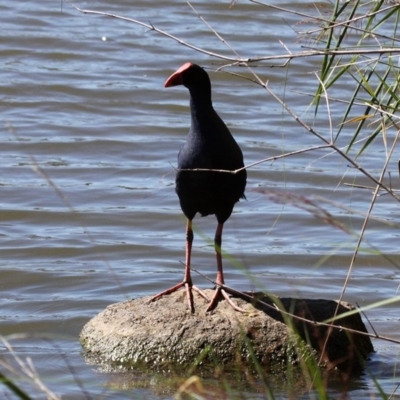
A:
164;62;193;87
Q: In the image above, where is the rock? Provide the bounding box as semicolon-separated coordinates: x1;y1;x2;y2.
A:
80;289;373;375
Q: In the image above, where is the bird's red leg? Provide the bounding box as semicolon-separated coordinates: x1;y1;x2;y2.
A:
183;220;210;307
206;223;245;313
183;219;195;310
150;219;209;312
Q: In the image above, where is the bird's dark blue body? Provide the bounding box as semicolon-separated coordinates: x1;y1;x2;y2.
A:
175;65;246;224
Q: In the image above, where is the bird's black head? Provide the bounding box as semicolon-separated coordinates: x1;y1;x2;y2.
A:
164;63;211;91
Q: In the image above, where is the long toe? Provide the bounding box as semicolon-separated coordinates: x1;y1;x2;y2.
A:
192;285;210;302
150;281;210;313
205;287;245;313
149;281;186;303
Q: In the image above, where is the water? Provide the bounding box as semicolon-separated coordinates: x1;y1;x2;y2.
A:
1;0;400;398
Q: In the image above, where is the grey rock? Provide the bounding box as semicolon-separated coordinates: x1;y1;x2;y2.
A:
80;289;373;375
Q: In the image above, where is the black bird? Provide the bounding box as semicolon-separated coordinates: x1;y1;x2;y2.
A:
151;63;247;312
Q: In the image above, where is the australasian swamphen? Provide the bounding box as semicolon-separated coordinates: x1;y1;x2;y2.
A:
151;63;247;312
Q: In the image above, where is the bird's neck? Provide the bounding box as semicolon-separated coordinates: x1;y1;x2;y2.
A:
188;87;214;135
188;84;212;109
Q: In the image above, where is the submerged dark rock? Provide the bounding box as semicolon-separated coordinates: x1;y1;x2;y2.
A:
80;289;373;375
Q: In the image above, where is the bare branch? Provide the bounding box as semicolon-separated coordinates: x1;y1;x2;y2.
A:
251;0;400;45
247;77;400;202
64;0;237;62
191;268;400;345
175;144;332;175
65;0;400;66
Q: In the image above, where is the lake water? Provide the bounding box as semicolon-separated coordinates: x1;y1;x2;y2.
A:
1;0;400;398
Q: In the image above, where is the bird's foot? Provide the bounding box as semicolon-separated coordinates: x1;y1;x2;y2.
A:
206;286;245;313
149;281;210;313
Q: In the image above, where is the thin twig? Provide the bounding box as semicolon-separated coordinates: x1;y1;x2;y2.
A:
246;77;400;202
331;121;400;341
187;1;241;59
176;144;332;174
5;122;129;299
251;0;400;45
0;337;60;400
64;0;241;62
356;302;378;338
65;0;400;64
190;268;400;345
